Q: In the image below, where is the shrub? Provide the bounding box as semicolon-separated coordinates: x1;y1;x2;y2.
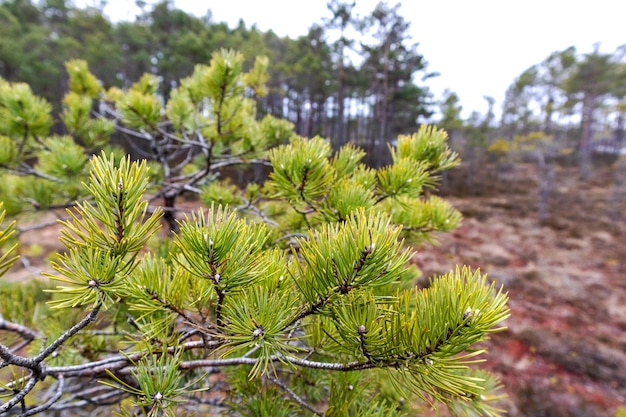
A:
0;50;509;416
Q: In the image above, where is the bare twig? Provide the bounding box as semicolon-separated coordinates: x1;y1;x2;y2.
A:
179;355;377;372
17;216;71;233
237;198;279;227
15;163;62;183
267;375;323;416
34;304;102;364
18;257;40;274
18;375;64;417
0;375;38;414
46;340;213;377
0;318;40;342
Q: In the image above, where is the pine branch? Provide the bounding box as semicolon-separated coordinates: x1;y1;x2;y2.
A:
179;355;378;372
0;318;40;343
236;197;279;227
114;180;125;243
266;375;323;416
18;216;72;233
15;163;62;183
36;385;127;412
0;302;102;398
144;288;197;327
0;374;38;415
210;158;272;170
33;303;102;364
0;51;507;416
17;375;64;417
45;340;215;377
357;325;373;362
290;295;329;325
215;65;230;136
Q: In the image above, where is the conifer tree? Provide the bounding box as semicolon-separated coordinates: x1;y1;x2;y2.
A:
0;50;509;416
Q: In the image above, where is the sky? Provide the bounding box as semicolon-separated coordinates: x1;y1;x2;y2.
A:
98;0;625;119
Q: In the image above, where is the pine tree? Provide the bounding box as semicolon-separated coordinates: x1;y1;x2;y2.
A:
0;50;509;416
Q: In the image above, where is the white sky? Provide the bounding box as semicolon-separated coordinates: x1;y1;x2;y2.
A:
99;0;625;120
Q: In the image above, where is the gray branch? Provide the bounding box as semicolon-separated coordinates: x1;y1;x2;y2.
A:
0;375;38;414
267;375;323;416
17;375;64;417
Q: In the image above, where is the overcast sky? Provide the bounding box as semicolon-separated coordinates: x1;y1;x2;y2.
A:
99;0;625;119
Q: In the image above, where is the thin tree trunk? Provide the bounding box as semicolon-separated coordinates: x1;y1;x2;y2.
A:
544;95;554;134
306;98;314;138
295;96;303;135
336;49;346;149
579;94;595;181
163;194;179;235
611;108;625;222
537;150;553;222
376;39;390;167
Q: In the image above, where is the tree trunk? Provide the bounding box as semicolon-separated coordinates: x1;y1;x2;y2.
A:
579;93;595;181
336;43;346;149
376;38;390;167
537;150;553;222
610;107;625;221
295;96;303;135
163;194;179;235
544;95;554;134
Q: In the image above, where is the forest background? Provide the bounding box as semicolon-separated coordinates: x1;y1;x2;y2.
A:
2;0;626;168
1;0;626;415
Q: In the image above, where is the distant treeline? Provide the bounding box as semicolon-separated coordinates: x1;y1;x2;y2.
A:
0;0;433;158
3;1;624;175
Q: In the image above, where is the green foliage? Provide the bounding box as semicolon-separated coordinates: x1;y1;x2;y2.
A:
295;210;410;304
377;158;429;199
103;349;207;416
131;73;161;95
382;195;463;242
173;205;272;302
61;92;115;148
268;136;335;206
325;372;406;416
0;49;509;417
264;125;461;243
0;175;24;215
118;90;162;131
244;55;270;97
199;180;244;207
46;154;162;308
0;203;19;276
165;86;194;132
486;138;515;157
226;368;300;417
0;81;52;141
391;125;460;173
487;132;573;162
221;284;298;378
37;135;87;177
65;59;101;99
444;370;507;417
0;135;18;167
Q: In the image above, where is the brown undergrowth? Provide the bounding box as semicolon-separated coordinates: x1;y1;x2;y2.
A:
415;161;626;416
